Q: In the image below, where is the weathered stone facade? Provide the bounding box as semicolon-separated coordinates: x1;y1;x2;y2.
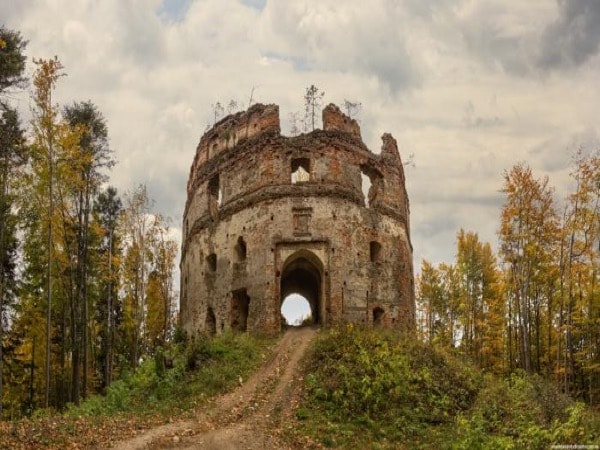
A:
180;102;415;336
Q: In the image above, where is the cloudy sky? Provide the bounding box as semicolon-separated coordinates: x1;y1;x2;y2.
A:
3;0;600;276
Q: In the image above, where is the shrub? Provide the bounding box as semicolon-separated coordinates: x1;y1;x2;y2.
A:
453;372;600;449
296;325;600;449
302;325;481;441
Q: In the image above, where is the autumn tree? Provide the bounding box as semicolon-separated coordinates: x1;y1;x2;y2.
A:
456;229;503;367
417;231;504;369
119;185;153;367
28;57;65;407
558;150;599;401
15;57;120;411
145;215;177;351
438;262;462;348
499;163;560;374
119;185;178;365
416;260;444;345
417;261;462;348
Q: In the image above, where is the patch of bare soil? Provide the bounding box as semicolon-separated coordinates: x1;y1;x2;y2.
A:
111;326;318;450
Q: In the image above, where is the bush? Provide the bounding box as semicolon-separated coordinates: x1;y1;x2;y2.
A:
66;331;274;418
453;372;600;449
301;324;481;445
296;325;600;449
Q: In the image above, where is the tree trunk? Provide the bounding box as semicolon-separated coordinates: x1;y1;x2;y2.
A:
0;159;8;418
45;133;54;408
82;179;91;399
105;228;113;389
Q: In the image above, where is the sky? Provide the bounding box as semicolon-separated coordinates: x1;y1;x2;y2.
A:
3;0;600;321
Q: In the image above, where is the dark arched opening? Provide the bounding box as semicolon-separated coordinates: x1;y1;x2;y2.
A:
234;236;247;261
373;307;385;326
231;289;250;332
206;307;216;336
280;251;322;325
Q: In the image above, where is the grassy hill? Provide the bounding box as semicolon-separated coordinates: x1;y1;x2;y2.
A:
290;324;600;449
1;326;598;449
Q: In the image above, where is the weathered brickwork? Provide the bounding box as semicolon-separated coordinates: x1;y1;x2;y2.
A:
180;102;415;336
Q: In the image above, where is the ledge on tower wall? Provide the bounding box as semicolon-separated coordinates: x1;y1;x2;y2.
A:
322;103;361;140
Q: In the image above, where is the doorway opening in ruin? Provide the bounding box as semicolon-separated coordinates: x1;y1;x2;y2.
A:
281;294;312;326
280;250;323;326
373;307;385;326
231;289;250;332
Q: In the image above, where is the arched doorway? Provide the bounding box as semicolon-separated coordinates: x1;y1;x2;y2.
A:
280;250;323;326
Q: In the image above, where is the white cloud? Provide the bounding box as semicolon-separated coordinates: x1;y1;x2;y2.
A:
2;0;599;275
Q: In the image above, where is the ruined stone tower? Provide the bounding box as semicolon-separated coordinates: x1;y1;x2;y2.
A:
180;102;415;336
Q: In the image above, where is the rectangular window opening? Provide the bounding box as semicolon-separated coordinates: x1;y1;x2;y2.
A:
291;157;311;184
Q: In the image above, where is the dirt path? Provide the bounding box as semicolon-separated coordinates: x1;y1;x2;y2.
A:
112;326;318;450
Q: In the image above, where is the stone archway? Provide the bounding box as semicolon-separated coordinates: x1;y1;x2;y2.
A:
280;250;323;325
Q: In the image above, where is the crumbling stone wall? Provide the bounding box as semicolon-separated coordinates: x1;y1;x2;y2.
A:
180;102;415;336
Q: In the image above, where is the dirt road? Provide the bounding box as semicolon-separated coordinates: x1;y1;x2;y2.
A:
112;326;318;450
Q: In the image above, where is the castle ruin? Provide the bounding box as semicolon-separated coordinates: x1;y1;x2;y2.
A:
180;102;415;336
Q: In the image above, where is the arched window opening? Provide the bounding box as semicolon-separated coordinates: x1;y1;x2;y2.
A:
231;289;250;332
234;236;247;262
370;241;382;263
206;253;217;272
206;307;216;336
373;307;385;326
281;294;312;327
209;174;222;208
291;158;310;183
360;165;383;208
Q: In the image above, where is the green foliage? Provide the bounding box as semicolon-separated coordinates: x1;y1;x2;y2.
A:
154;346;166;378
296;325;600;449
172;325;187;344
67;331;274;418
0;26;27;94
453;373;600;449
299;325;480;446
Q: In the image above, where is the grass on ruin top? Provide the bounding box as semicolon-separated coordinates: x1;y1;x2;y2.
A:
0;331;276;449
289;324;600;449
